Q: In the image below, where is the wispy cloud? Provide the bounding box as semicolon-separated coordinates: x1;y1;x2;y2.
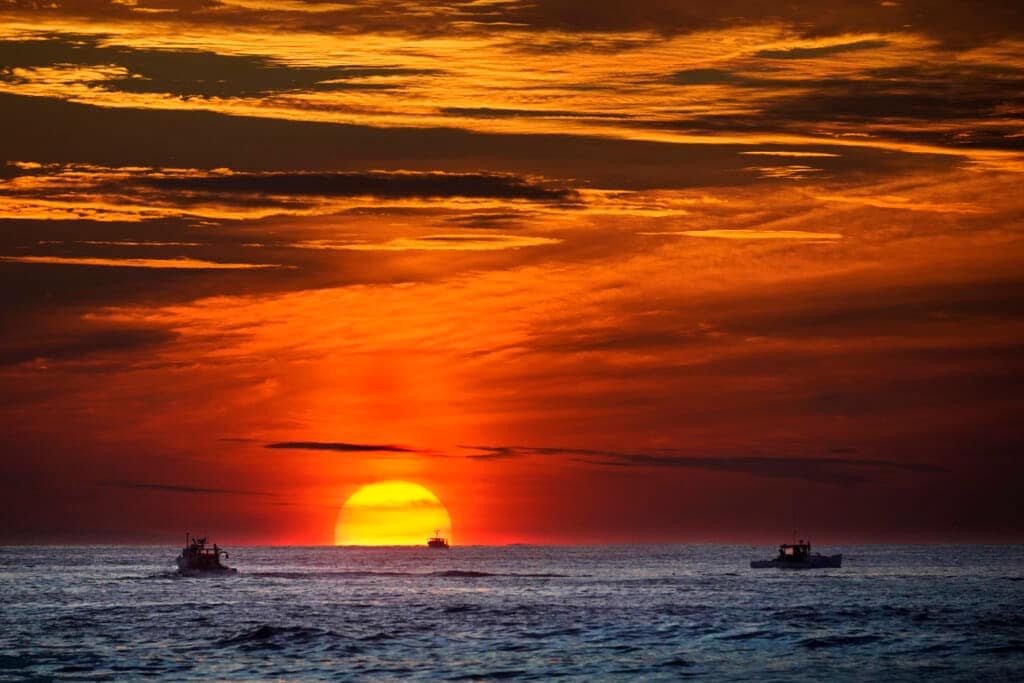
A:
136;170;579;203
644;230;843;240
459;446;947;484
754;39;890;60
740;151;841;158
11;1;1024;48
814;194;983;213
265;441;417;453
297;234;561;252
0;325;175;367
0;33;438;99
100;480;272;496
0;256;285;269
341;498;447;511
744;165;825;180
0;164;581;222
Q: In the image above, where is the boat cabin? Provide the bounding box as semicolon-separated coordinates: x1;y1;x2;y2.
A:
427;529;449;549
777;541;811;562
179;534;230;570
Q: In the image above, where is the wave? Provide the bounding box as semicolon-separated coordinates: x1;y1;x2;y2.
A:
716;629;780;641
218;624;341;648
136;571;182;580
429;569;566;578
443;604;478;613
660;656;694;668
977;642;1024;654
449;670;527;680
0;654;33;670
800;634;883;649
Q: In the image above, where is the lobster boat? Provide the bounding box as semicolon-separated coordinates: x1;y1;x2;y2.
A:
427;530;450;549
750;541;842;569
177;534;237;576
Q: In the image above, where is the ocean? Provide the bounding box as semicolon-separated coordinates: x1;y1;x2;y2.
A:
1;544;1022;681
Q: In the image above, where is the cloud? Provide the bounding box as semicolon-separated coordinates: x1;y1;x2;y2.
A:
0;33;437;99
0;163;582;222
0;255;285;269
459;446;948;483
0;93;948;193
0;325;176;367
341;498;447;511
726;277;1024;340
522;325;717;355
40;240;204;247
9;0;1024;48
740;151;841;158
754;39;890;60
136;170;579;202
667;68;745;86
744;165;825;179
660;229;843;240
813;194;982;213
265;441;417;453
263;439;922;485
441;107;631;120
442;211;533;229
100;480;272;496
297;234;561;252
660;60;1024;158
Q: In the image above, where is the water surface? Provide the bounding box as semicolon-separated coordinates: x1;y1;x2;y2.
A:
1;545;1022;680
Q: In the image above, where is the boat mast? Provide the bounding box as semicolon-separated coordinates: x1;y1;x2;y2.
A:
791;493;796;545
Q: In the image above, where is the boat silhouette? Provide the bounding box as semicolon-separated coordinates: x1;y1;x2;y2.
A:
427;529;449;549
750;540;842;569
177;533;237;576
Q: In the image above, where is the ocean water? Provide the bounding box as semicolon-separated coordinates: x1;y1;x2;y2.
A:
1;545;1022;681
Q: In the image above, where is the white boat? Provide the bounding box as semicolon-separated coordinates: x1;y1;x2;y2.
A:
750;541;842;569
176;534;237;576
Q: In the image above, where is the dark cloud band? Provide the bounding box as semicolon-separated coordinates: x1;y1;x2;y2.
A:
459;445;948;484
100;480;271;496
11;1;1024;47
134;170;579;202
265;441;417;453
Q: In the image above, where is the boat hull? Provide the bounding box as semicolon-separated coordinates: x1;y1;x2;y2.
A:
177;567;238;577
750;553;842;569
176;555;237;576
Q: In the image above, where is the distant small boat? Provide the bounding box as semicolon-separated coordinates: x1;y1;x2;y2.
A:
427;529;449;549
177;533;237;576
750;541;842;569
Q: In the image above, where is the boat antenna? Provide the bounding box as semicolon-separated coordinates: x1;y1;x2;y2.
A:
791;492;796;545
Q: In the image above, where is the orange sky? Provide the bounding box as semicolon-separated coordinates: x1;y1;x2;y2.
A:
1;0;1023;544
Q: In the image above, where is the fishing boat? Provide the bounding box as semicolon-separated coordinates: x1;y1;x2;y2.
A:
176;533;237;576
750;540;842;569
427;529;449;549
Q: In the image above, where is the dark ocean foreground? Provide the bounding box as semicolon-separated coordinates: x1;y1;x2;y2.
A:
1;545;1022;681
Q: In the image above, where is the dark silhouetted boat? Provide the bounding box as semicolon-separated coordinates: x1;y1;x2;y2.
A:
177;533;237;576
750;540;842;569
427;529;449;549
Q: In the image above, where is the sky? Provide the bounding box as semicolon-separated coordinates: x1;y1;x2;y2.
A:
1;0;1023;545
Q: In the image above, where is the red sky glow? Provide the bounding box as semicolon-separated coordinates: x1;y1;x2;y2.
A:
2;0;1023;545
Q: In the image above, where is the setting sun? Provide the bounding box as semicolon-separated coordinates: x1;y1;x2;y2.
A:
334;481;452;546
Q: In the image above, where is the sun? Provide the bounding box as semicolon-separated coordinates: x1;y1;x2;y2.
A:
335;480;453;546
